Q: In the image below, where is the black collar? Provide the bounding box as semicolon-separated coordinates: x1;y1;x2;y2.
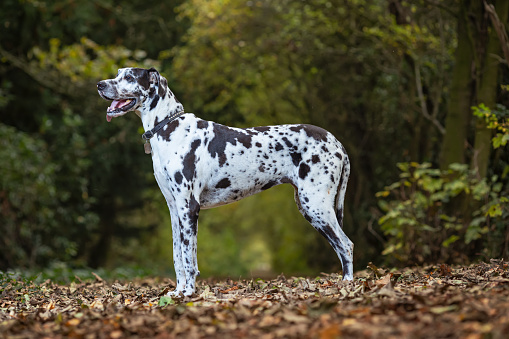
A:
142;110;185;141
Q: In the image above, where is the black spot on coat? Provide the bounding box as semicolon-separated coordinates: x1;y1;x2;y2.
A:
261;181;277;190
215;178;231;189
158;119;180;141
188;194;200;235
302;125;328;142
299;163;310;179
207;123;252;166
182;139;201;181
289;125;304;133
282;137;293;148
318;225;339;247
150;94;159;110
290;152;302;166
131;68;150;89
174;171;183;184
252;126;270;133
197;120;209;129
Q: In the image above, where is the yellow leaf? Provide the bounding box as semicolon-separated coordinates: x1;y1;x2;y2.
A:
110;330;123;338
66;318;80;326
342;318;357;326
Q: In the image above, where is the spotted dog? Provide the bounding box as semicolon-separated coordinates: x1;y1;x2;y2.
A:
97;67;353;296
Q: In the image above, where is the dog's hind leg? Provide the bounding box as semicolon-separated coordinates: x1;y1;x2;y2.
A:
334;155;350;230
296;185;354;280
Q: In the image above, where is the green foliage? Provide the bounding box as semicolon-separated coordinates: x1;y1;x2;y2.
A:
472;103;509;149
1;27;164;269
377;162;508;264
0;124;93;268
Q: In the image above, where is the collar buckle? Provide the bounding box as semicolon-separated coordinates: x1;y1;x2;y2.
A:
142;130;154;140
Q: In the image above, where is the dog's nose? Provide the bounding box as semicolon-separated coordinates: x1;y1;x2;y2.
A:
97;81;106;90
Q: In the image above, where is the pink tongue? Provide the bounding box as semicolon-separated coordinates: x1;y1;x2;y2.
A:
106;100;124;122
110;100;122;109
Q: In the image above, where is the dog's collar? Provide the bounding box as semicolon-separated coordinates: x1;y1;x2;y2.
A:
142;110;185;141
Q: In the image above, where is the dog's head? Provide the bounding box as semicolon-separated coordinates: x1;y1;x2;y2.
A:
97;67;166;122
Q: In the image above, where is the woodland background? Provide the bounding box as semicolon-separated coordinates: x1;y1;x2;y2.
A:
1;0;508;280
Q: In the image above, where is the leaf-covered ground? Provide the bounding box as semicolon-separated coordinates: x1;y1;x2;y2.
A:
1;260;509;338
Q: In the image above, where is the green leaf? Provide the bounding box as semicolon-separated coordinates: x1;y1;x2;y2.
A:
442;235;460;248
448;163;468;173
158;296;175;307
485;203;503;218
420;176;443;193
375;190;391;198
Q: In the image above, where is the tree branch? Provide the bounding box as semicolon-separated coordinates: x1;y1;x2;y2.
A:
420;0;457;17
414;62;446;135
484;0;509;66
0;45;79;96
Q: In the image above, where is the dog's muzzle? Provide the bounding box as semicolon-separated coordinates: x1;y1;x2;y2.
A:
97;81;138;122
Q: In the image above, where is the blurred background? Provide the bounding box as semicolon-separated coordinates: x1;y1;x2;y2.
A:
1;0;508;280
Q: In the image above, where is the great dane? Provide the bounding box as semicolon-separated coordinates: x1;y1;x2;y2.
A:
97;67;353;296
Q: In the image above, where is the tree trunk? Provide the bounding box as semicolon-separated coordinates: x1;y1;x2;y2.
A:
440;2;475;169
88;205;116;268
472;0;509;178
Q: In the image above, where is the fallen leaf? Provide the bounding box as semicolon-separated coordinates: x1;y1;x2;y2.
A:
65;318;80;326
375;274;392;287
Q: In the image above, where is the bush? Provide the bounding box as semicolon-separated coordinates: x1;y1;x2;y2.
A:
0;124;88;268
377;162;508;265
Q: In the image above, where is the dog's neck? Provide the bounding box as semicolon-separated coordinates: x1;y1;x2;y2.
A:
138;87;184;133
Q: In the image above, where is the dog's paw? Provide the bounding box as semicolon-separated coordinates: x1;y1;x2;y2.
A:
166;290;184;298
182;288;195;297
342;274;354;281
166;288;195;298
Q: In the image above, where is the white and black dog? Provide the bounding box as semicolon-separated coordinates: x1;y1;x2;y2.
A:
97;67;353;296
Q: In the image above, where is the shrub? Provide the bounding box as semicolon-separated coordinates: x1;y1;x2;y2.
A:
377;162;508;264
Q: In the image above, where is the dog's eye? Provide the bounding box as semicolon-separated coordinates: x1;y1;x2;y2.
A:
125;75;134;82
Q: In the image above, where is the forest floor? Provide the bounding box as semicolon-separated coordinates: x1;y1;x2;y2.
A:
1;260;509;338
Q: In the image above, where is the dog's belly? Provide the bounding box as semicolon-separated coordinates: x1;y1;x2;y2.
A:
199;177;285;209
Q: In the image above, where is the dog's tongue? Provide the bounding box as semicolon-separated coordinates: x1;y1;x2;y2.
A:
106;100;123;122
110;99;123;109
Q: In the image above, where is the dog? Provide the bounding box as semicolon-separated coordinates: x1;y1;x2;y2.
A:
97;67;353;296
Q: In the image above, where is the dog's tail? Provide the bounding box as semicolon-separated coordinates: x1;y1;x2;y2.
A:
335;152;350;229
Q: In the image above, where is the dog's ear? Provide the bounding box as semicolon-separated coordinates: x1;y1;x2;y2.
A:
159;76;169;97
147;68;160;87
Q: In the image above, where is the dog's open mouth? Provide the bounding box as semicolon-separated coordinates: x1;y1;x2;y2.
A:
106;98;137;122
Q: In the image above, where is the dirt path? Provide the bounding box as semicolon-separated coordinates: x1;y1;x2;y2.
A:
1;260;508;338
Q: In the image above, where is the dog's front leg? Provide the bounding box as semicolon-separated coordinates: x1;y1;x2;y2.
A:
168;205;186;295
169;195;200;297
